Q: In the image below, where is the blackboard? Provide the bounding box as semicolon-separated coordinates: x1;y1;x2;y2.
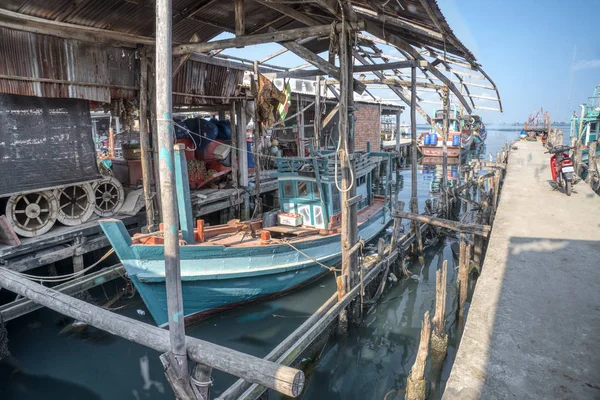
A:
0;94;101;197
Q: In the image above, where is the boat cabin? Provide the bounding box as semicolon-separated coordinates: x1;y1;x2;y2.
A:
275;151;375;231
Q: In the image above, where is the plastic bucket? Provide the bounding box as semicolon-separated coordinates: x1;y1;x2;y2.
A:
424;134;431;145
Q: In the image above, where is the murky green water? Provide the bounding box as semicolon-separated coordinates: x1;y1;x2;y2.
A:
1;124;538;399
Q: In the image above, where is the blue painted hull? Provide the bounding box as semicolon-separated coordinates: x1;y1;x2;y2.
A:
100;208;391;327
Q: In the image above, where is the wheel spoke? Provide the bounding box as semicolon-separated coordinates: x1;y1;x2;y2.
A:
24;217;30;227
71;206;75;218
39;208;49;212
36;217;43;225
77;194;88;200
22;195;30;205
14;210;26;214
36;194;42;204
76;203;86;211
60;203;70;209
73;186;77;196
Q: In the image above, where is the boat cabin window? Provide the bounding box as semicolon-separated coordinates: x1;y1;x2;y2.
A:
332;185;341;214
356;175;366;186
283;181;294;198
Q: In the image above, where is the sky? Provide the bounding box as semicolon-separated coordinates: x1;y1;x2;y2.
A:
219;0;600;124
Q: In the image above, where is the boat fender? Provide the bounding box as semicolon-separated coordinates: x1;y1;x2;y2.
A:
389;272;398;283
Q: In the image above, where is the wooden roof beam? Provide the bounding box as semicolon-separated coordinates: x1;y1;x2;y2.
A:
272;59;417;78
365;22;473;114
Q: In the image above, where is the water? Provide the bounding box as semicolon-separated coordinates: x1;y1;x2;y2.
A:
0;125;530;399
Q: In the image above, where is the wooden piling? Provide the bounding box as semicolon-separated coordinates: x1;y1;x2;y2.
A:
155;0;190;391
588;141;597;186
405;311;431;400
442;86;450;190
390;200;405;251
458;233;468;322
431;260;448;367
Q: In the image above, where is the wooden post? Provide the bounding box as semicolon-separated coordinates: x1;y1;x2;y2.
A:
238;101;250;220
139;49;156;231
148;61;162;222
230;102;239;190
410;66;424;263
395;108;402;153
192;363;213;400
458;233;468;323
314;76;321;149
442;86;450;190
339;23;357;293
390;200;405;251
493;169;502;214
431;260;448;367
406;311;431;400
234;0;245;36
155;0;189;389
252;62;262;216
72;254;84;273
298;93;305;156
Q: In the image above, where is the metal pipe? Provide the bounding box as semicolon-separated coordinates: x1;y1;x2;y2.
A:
155;0;189;378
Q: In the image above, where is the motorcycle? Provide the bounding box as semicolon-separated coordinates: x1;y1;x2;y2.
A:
546;145;575;196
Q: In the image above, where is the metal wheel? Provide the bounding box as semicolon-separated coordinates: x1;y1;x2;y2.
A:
5;190;58;237
92;176;124;217
53;183;95;226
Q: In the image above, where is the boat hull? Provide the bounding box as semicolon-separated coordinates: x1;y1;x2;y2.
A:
100;207;392;326
420;145;461;157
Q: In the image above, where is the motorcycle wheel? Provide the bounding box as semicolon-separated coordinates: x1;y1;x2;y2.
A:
565;180;572;196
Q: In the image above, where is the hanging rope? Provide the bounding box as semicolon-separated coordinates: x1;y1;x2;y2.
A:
273;238;341;274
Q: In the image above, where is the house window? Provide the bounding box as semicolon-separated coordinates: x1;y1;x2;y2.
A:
283;181;294;198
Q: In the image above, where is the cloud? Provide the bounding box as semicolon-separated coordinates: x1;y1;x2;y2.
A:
573;59;600;71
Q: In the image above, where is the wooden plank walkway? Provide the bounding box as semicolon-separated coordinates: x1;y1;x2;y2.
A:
444;141;600;399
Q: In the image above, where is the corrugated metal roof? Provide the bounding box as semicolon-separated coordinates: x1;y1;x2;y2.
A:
0;27;136;102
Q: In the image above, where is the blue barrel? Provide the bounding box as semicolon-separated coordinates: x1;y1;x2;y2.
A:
452;134;460;147
247;140;255;168
424;134;431;145
430;134;438;146
451;166;459;178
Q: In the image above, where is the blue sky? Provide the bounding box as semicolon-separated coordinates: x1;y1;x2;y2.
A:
220;0;600;123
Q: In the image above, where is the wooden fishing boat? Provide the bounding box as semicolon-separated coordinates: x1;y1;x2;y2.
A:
419;109;465;157
100;150;392;327
570;85;600;163
462;114;487;149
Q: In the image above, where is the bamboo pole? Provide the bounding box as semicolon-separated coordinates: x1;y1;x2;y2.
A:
0;267;304;397
405;311;431;400
155;0;189;390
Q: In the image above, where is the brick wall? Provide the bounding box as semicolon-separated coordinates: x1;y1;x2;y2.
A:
353;104;380;151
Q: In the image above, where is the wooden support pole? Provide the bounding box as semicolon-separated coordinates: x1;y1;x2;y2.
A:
588;141;597;184
339;23;357;294
148;61;163;223
391;210;491;237
409;66;424;263
442;86;450;191
406;311;431;400
139;50;156;231
395;108;402;153
314;76;321;149
0;267;304;397
458;233;468;322
174;144;195;244
192;363;213;400
252;62;262;216
155;0;189;389
230;102;239;191
234;0;245;36
238;101;250;220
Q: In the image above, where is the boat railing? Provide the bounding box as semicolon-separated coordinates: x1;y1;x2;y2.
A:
275;152;373;178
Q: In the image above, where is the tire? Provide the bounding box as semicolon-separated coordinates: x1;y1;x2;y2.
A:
565;180;572;196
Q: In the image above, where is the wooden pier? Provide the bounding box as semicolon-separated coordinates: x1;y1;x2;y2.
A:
444;140;600;399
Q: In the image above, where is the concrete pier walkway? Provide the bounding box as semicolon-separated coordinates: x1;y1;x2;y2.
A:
444;141;600;400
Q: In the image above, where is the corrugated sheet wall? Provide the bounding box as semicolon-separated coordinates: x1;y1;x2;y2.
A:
0;27;137;103
173;59;244;105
